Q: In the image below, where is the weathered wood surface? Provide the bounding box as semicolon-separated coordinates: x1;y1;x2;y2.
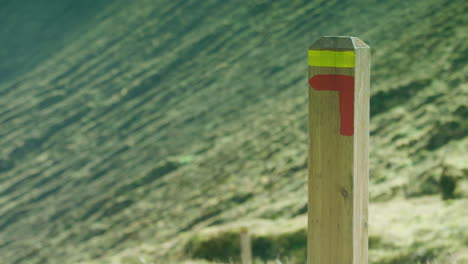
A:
307;36;370;264
240;227;252;264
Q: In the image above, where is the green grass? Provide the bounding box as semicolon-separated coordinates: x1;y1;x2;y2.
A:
0;0;466;263
178;197;468;264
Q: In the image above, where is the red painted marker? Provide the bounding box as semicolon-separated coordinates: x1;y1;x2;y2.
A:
309;74;354;136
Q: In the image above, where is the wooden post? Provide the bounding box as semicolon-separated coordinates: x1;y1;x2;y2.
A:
240;227;252;264
307;36;370;264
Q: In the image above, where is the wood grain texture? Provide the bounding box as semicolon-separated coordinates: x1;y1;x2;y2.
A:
307;36;370;264
352;38;370;264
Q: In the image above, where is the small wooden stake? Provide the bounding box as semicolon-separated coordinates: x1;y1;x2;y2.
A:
240;227;252;264
307;36;370;264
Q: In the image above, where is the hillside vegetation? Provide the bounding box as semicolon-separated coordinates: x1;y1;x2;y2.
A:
0;0;467;263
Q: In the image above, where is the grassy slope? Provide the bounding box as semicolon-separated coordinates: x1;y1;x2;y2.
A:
0;0;466;263
0;0;110;82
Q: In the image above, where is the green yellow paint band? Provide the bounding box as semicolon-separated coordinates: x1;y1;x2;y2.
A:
308;50;355;68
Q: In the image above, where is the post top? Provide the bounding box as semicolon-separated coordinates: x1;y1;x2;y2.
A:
309;36;369;51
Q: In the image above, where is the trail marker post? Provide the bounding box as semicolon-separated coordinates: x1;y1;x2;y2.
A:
240;227;252;264
307;36;370;264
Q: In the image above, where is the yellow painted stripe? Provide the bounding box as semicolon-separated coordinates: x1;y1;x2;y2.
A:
308;50;355;68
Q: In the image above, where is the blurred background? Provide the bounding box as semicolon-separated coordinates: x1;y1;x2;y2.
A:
0;0;467;263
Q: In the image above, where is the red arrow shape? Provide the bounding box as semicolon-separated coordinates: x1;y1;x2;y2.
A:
309;74;354;136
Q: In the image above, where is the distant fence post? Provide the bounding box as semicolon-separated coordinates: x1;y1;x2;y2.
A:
240;227;252;264
307;36;370;264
